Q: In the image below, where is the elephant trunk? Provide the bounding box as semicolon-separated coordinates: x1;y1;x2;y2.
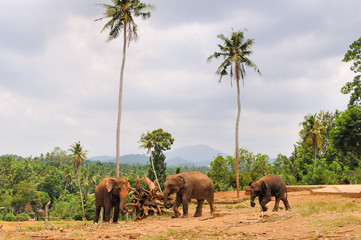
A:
119;190;128;214
163;190;171;209
250;191;256;207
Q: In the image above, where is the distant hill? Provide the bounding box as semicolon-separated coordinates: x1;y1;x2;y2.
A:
90;154;148;164
165;144;225;166
90;144;225;167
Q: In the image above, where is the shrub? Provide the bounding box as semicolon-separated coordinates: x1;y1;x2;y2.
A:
17;212;31;221
5;213;16;221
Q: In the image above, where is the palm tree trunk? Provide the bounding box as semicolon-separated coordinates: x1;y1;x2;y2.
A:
235;78;241;198
150;153;162;192
77;170;86;221
313;142;317;173
116;24;127;178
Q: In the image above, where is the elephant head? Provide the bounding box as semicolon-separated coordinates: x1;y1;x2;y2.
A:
163;174;185;208
105;177;130;214
249;180;268;207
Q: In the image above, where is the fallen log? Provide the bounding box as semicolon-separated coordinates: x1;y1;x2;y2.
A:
125;176;174;221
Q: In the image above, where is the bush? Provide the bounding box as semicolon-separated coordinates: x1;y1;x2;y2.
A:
74;211;83;221
17;212;31;221
5;213;16;221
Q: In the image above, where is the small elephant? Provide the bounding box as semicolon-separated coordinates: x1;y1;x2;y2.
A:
94;177;130;223
249;174;291;212
163;171;215;218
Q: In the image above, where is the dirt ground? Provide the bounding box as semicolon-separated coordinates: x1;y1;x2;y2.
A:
1;190;361;239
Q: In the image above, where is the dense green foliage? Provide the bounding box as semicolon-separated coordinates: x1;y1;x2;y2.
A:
208;107;361;191
341;36;361;106
0;149;207;222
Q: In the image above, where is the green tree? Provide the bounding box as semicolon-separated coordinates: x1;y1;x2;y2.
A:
37;167;64;204
238;149;271;185
341;36;361;106
96;0;153;177
68;141;88;221
331;106;361;169
11;181;46;214
299;114;325;172
139;129;174;190
207;30;261;198
208;155;234;191
208;149;271;191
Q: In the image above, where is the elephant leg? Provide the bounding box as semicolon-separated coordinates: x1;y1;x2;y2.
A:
283;199;291;210
94;204;101;223
172;194;182;218
260;196;270;212
194;199;204;217
206;195;215;215
281;193;291;210
273;197;281;212
113;204;119;223
104;206;111;222
181;195;190;218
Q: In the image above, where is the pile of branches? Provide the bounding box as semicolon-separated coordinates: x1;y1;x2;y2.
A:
125;176;174;221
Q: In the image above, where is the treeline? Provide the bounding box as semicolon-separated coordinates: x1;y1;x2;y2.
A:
208;109;361;191
0;149;207;221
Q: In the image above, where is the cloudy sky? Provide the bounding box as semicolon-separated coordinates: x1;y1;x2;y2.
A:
0;0;360;159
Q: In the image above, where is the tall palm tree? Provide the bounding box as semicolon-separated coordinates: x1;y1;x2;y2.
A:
208;30;261;198
69;141;88;221
96;0;153;178
139;131;162;191
300;114;325;172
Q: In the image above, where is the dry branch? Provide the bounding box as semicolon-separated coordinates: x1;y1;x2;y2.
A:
125;176;174;221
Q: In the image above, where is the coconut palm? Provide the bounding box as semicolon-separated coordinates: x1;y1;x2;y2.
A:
69;141;88;221
300;114;325;172
96;0;153;177
208;30;261;198
139;131;162;191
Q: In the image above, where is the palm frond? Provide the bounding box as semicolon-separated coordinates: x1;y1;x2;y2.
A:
208;29;261;86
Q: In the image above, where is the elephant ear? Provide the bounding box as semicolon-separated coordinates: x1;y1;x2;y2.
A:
176;175;185;189
261;181;268;191
105;178;116;193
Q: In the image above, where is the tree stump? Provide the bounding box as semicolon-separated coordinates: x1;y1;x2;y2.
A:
125;176;174;221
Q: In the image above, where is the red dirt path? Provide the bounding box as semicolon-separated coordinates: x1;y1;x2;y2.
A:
1;190;361;239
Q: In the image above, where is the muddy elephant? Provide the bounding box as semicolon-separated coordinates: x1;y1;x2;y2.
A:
249;174;291;212
163;171;215;218
94;177;130;223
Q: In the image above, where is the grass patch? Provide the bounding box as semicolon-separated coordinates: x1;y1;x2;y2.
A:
235;202;248;209
310;215;361;228
140;229;202;240
224;202;248;210
140;228;247;240
294;201;359;217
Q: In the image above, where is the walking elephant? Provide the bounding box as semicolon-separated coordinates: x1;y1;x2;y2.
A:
249;174;291;212
94;177;130;223
163;171;215;218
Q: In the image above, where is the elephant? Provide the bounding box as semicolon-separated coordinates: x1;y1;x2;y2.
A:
249;174;291;212
94;177;130;223
163;171;215;218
